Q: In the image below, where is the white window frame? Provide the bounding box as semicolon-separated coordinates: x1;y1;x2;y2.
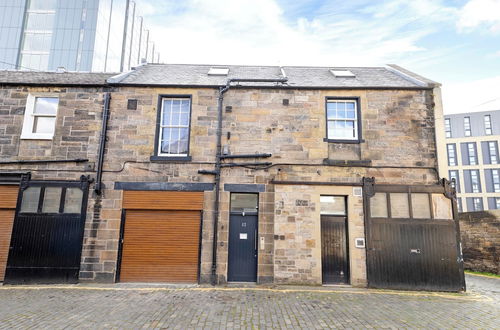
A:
495;197;500;209
447;144;456;166
20;94;59;140
449;170;459;191
492;169;500;192
444;118;451;138
464;117;471;137
467;143;477;165
489;141;498;164
473;197;482;211
326;99;359;141
157;97;191;157
471;170;480;193
484;115;492;135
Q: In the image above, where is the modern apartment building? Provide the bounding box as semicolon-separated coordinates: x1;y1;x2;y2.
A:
441;110;500;212
0;0;158;72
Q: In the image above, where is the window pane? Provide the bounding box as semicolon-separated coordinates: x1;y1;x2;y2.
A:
411;193;431;219
390;193;409;218
178;128;189;154
180;99;190;113
320;196;346;215
42;187;61;213
161;99;173;125
33;116;56;134
34;97;58;114
370;193;388;217
231;193;258;212
29;0;57;10
20;187;40;213
64;188;83;214
326;102;336;119
26;13;55;30
432;194;452;219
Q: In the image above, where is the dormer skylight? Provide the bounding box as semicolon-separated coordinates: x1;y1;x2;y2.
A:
208;67;229;76
330;69;355;78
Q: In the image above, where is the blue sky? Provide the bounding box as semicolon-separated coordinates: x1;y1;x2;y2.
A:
139;0;500;114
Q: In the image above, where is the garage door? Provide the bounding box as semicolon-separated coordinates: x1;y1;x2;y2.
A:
119;191;204;283
0;185;19;281
363;178;465;292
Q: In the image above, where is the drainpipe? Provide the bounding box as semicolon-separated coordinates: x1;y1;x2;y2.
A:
211;77;287;285
95;92;111;194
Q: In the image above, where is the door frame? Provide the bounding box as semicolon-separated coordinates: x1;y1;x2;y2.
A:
320;195;350;285
227;192;259;283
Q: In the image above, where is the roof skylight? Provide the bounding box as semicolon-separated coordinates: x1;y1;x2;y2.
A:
208;67;229;76
330;69;355;78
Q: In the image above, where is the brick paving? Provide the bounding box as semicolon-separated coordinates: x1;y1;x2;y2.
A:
0;274;498;329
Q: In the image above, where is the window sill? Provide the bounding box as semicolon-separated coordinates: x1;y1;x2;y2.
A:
20;135;54;140
150;155;192;162
323;138;364;144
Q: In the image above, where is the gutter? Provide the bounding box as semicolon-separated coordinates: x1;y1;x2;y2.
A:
94;92;111;194
210;77;287;285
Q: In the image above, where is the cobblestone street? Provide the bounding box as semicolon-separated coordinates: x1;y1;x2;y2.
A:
0;274;498;329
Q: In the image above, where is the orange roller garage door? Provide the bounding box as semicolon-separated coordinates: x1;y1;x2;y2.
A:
120;210;201;283
0;185;19;282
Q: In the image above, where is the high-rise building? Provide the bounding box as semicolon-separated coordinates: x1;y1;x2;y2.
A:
0;0;158;72
440;110;500;212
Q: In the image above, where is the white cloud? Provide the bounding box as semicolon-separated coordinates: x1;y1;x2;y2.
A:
138;0;457;66
457;0;500;33
441;75;500;114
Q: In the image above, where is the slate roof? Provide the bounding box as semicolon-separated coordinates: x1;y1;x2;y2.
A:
109;63;438;89
0;71;115;85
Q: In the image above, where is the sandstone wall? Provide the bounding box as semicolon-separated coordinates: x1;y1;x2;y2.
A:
459;210;499;274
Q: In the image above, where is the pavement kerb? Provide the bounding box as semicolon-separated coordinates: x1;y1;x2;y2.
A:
0;284;489;302
465;272;500;279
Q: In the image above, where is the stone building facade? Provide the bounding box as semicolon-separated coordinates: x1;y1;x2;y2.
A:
0;65;464;290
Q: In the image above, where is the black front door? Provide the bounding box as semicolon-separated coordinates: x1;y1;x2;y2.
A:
5;177;89;284
228;214;257;282
321;215;349;284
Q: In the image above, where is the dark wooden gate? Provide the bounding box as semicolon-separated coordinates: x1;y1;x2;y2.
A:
363;178;465;292
321;215;349;284
4;175;90;284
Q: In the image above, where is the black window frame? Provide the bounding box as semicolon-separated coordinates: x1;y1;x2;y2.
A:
151;94;193;162
323;97;362;144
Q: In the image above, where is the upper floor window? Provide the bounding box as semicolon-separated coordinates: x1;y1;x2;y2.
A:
463;117;471;136
496;197;500;209
444;118;451;138
484;115;492;135
21;95;58;140
467;142;477;165
326;99;359;142
489;141;498;164
492;169;500;192
449;170;460;193
447;144;457;166
156;96;191;157
457;198;463;213
470;170;480;193
472;197;483;211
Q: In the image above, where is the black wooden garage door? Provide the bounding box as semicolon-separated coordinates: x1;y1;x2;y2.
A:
4;177;89;284
363;178;465;292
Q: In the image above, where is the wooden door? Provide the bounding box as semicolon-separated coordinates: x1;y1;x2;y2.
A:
321;216;349;284
119;210;201;283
